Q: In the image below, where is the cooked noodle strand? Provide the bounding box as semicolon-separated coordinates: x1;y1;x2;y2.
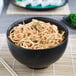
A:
9;19;65;50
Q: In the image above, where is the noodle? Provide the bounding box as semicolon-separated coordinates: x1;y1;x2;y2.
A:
9;19;65;50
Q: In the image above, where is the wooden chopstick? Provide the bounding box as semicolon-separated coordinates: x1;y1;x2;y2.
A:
0;58;18;76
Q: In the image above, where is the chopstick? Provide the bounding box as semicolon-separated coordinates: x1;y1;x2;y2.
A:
0;58;18;76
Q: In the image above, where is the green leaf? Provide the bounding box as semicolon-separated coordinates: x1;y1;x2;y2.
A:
66;13;76;26
33;25;37;29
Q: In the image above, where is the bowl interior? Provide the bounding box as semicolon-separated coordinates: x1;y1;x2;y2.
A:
7;17;68;50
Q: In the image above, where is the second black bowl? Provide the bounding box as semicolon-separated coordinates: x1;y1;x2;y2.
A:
6;17;68;69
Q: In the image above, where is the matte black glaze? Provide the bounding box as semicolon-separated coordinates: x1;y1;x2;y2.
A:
6;17;68;69
10;0;68;11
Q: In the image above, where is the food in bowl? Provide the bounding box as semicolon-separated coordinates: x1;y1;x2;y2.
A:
8;19;65;50
15;0;63;7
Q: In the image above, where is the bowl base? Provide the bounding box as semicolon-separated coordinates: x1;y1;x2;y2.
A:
27;66;48;70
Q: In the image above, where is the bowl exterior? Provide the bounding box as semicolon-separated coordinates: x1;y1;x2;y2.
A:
7;36;68;69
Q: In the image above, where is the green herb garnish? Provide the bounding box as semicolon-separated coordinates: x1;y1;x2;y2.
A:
33;25;37;29
66;13;76;26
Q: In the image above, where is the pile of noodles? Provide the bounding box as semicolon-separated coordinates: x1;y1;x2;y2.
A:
9;19;65;50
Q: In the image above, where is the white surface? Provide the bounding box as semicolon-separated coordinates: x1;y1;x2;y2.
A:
16;0;63;7
31;0;42;6
0;0;4;14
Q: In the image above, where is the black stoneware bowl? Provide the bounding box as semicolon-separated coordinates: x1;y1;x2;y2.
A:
6;17;68;69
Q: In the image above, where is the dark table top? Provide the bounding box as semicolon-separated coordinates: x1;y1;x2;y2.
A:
0;0;76;34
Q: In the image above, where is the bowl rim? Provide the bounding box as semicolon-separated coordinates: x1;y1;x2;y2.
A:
6;17;68;51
